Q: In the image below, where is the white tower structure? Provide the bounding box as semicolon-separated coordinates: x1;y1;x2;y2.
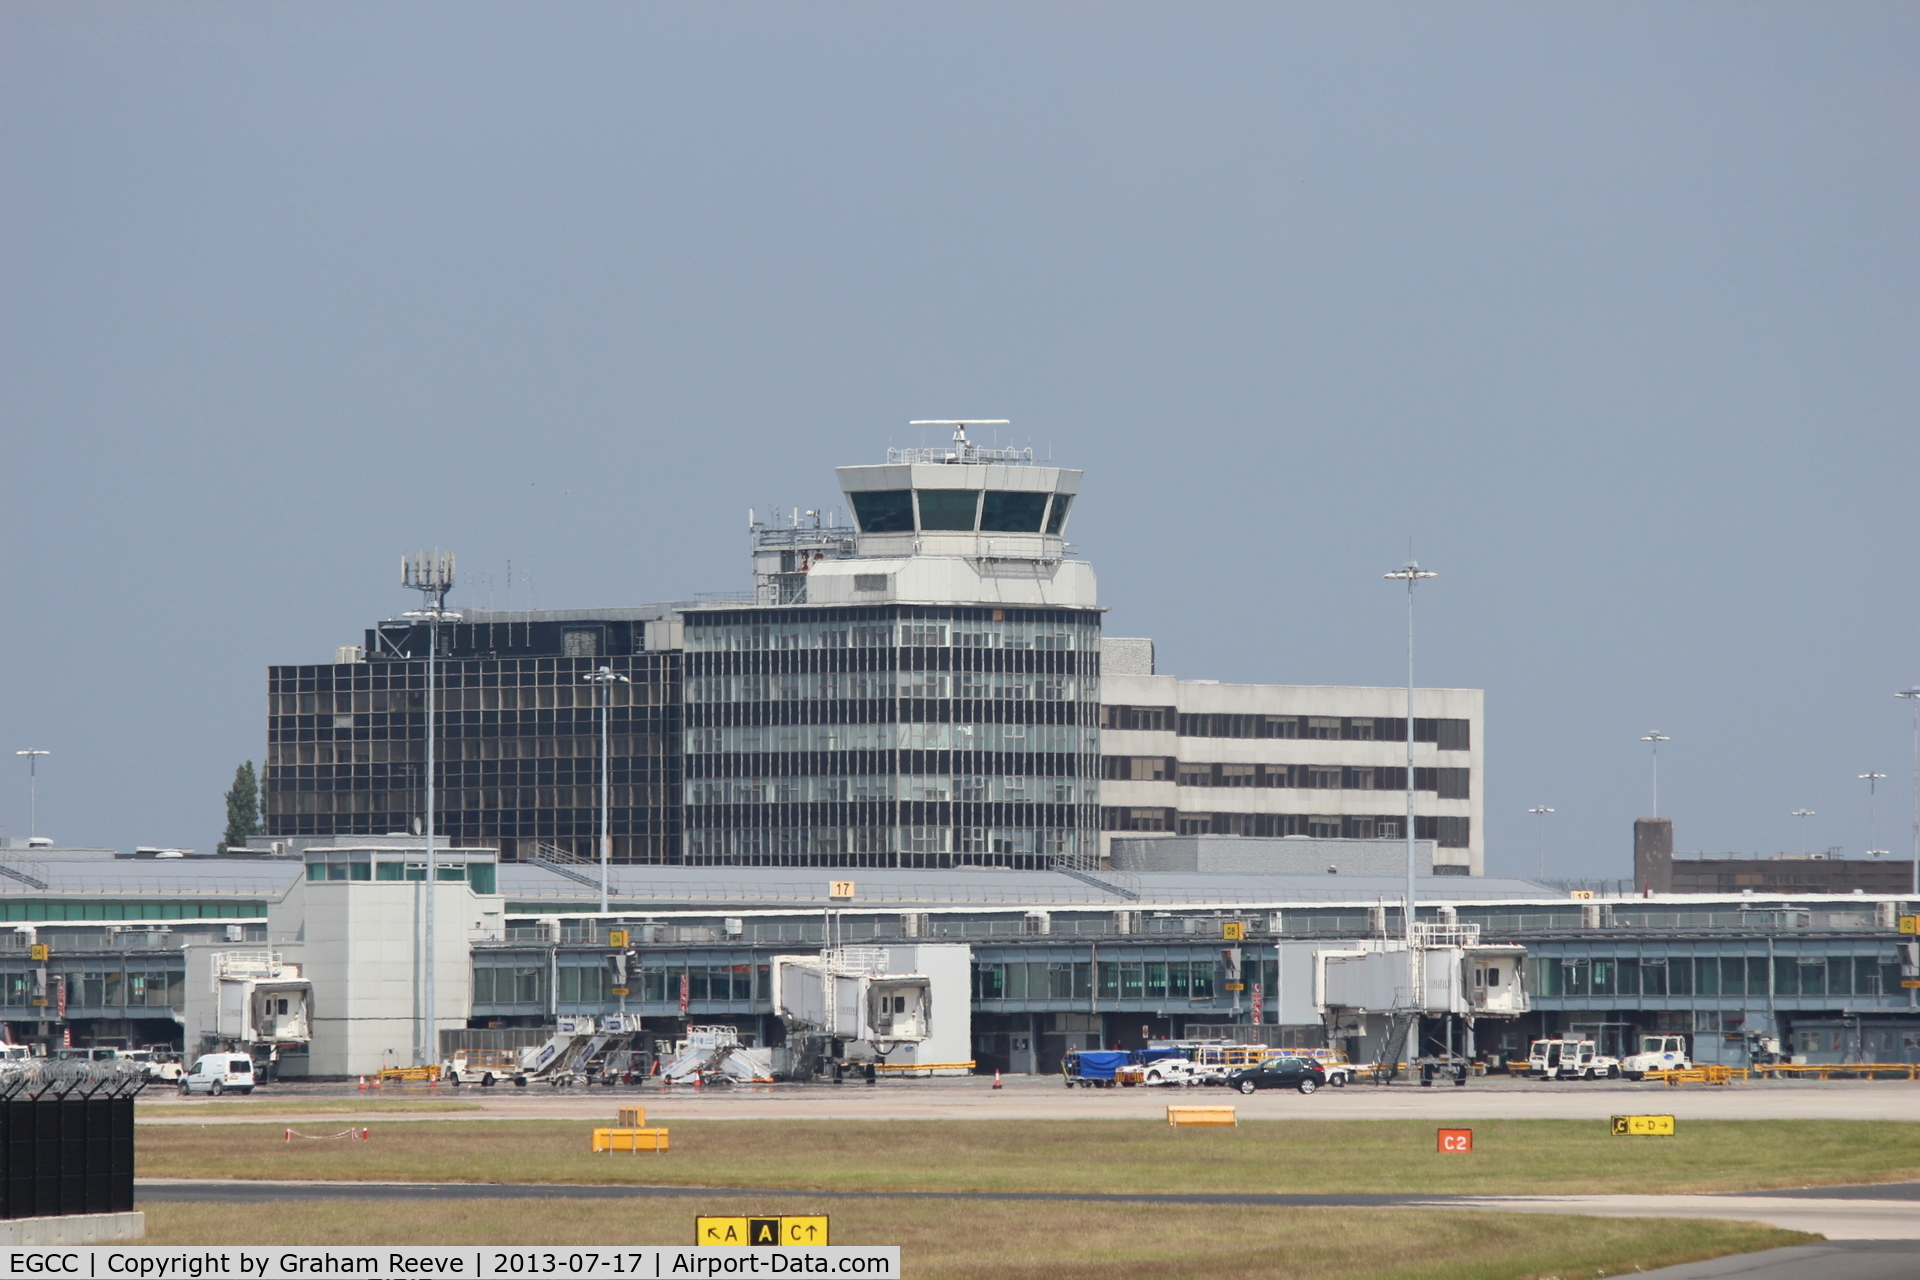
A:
805;422;1096;609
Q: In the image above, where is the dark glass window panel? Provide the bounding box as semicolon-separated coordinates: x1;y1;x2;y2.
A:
916;489;980;531
980;491;1048;532
850;490;915;533
1043;494;1073;534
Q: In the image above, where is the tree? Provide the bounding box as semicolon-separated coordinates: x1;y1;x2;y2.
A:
220;761;262;854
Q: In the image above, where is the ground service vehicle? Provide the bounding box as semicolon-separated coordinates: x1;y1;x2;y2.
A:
1527;1038;1620;1080
1140;1057;1207;1086
1619;1035;1691;1081
179;1051;256;1095
1226;1057;1326;1095
1063;1049;1130;1088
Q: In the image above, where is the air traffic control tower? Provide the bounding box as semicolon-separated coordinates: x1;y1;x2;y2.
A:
682;423;1104;871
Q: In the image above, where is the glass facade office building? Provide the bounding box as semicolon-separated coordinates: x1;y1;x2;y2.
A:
265;615;683;864
682;605;1102;869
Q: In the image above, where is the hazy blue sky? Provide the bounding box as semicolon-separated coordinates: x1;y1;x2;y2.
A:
3;2;1914;878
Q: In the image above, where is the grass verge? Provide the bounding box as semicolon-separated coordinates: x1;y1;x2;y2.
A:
140;1100;480;1117
140;1198;1812;1280
136;1118;1920;1194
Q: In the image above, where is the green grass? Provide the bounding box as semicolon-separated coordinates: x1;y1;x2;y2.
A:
136;1118;1920;1194
140;1198;1813;1280
139;1099;480;1117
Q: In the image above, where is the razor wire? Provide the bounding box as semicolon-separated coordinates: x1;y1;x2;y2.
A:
0;1060;148;1101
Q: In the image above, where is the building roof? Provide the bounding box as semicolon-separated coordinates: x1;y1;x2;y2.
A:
494;863;1568;912
0;852;302;898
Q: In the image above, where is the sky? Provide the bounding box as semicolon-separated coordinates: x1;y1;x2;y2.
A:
1;2;1914;879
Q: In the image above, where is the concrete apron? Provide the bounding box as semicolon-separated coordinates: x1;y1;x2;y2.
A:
1425;1194;1920;1240
0;1213;146;1245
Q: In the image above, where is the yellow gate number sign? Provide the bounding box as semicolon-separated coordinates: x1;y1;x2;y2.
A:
1222;921;1245;941
28;944;47;962
1612;1114;1676;1137
696;1216;830;1247
607;929;629;948
1898;915;1918;935
829;881;856;899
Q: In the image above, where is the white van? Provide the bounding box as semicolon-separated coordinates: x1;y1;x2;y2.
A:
179;1052;255;1096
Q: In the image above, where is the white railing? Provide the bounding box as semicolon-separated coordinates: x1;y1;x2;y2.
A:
1411;923;1482;948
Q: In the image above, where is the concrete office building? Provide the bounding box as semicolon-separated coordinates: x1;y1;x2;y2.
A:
1098;648;1483;873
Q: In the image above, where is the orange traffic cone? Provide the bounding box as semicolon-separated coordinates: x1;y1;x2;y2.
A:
357;1076;366;1091
992;1070;1002;1090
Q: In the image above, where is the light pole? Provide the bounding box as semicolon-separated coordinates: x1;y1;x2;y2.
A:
402;551;458;1068
1791;809;1815;856
583;666;631;915
1383;559;1437;1015
1640;732;1670;817
14;752;49;841
1527;806;1555;881
1897;688;1920;897
1859;773;1889;857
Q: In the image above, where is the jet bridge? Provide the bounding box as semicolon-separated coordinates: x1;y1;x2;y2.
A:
771;944;970;1076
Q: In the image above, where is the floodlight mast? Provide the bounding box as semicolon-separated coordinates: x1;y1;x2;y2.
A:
583;667;631;914
1383;559;1437;1026
14;752;49;841
401;551;458;1068
1859;773;1889;857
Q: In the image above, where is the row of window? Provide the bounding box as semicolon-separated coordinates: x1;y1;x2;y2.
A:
304;860;498;892
684;825;1087;862
1101;708;1472;750
277;762;673;786
1099;808;1472;846
685;700;1100;732
848;488;1073;537
687;777;1084;805
270;736;677;768
686;649;1095;678
1101;758;1471;798
1535;955;1905;999
271;818;684;852
0;900;266;922
268;788;670;817
685;614;1098;654
272;657;675;689
271;684;668;716
474;963;773;1006
687;673;1095;703
9;972;184;1009
687;723;1093;755
685;750;1089;780
972;960;1202;1002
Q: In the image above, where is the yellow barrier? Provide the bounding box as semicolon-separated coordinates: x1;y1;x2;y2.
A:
1167;1106;1237;1127
874;1061;977;1072
592;1127;669;1153
617;1106;646;1128
376;1065;441;1084
1752;1063;1920;1081
1650;1065;1747;1087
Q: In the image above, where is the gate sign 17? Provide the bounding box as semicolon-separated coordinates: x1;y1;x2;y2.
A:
1612;1114;1677;1136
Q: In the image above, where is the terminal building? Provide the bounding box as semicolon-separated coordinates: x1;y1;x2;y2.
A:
0;841;1911;1076
22;426;1909;1076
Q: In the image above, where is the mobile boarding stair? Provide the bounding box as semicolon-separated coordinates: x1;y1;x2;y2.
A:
659;1025;775;1085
